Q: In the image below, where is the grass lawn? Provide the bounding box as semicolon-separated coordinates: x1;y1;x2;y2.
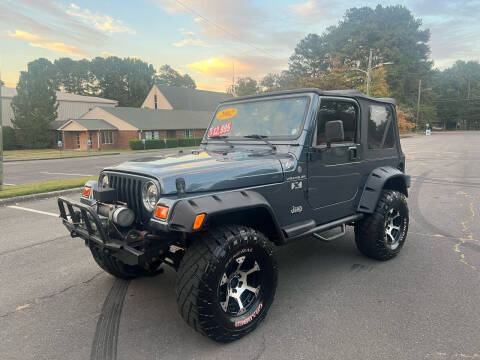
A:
0;176;95;199
3;149;119;160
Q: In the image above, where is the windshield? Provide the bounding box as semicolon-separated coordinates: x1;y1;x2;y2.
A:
207;96;309;139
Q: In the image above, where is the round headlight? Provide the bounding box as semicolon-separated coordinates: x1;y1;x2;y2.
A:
99;174;109;188
142;181;159;211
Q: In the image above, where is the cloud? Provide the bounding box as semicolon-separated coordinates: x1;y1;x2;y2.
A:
0;0;108;46
172;29;210;47
67;3;136;34
8;30;90;57
154;0;301;53
187;55;286;79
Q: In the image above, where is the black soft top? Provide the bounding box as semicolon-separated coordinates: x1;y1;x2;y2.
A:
221;88;396;105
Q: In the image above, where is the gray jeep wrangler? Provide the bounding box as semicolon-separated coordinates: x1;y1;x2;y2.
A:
58;89;410;342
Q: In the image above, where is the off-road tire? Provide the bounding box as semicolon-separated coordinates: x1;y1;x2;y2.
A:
89;244;161;280
175;225;278;343
355;190;409;261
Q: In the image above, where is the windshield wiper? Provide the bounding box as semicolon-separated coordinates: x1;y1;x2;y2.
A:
206;135;234;148
244;135;276;152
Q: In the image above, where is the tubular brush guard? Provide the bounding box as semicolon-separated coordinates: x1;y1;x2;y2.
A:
57;196;146;266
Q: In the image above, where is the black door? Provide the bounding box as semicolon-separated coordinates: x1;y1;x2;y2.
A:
307;98;362;220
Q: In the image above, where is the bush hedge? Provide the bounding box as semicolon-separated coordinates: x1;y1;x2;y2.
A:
2;126;17;150
129;137;203;150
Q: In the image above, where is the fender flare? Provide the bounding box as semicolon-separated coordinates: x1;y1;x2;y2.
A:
168;190;284;240
357;167;410;214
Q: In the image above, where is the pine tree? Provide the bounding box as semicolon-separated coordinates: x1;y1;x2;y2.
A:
11;59;58;149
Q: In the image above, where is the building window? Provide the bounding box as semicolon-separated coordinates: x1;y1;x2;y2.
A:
145;130;159;140
154;94;158;109
183;129;194;138
102;131;114;144
76;133;81;148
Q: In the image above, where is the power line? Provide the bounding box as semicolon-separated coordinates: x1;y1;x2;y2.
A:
433;97;480;103
172;0;276;60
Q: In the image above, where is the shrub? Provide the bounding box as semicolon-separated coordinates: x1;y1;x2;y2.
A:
2;126;17;150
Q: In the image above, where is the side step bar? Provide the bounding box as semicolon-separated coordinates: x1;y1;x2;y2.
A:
284;214;363;243
312;223;345;242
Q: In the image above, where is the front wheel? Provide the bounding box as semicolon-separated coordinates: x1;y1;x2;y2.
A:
89;244;162;280
175;225;278;342
355;190;409;260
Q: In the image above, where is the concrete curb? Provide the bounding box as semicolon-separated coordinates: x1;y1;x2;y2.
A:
4;152;120;162
0;187;82;207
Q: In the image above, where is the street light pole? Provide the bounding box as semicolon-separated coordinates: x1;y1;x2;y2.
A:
0;73;3;191
348;49;392;96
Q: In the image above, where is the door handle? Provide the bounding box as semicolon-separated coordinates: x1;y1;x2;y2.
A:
348;146;358;161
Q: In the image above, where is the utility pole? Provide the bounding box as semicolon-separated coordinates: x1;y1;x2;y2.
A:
366;49;373;96
416;79;422;132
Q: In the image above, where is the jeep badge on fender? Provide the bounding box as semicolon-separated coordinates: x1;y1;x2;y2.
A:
58;88;410;342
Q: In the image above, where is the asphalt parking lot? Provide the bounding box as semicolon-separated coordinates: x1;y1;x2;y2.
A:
3;148;195;185
1;132;479;360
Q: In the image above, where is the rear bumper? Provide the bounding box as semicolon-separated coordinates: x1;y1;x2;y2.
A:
58;197;150;265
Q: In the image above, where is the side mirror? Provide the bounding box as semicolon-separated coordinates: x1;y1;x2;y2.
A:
325;120;344;146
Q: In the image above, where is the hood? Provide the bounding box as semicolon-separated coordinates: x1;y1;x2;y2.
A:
104;150;290;195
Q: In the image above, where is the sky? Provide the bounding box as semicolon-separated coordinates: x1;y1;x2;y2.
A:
1;0;479;92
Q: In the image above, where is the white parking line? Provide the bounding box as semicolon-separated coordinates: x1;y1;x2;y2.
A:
8;205;58;218
41;172;93;176
3;183;16;186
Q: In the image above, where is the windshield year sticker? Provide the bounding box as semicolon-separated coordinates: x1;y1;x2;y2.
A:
208;122;232;137
216;108;237;120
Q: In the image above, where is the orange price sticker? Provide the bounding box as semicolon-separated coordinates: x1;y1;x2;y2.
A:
216;108;238;120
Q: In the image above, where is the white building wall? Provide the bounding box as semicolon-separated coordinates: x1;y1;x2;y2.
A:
1;97;14;127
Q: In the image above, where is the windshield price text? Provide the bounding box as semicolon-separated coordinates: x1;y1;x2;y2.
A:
208;122;232;137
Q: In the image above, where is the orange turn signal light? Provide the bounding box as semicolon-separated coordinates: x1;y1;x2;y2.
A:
154;205;169;220
82;187;91;197
193;213;206;230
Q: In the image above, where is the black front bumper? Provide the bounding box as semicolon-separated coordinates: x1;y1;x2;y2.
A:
58;197;149;266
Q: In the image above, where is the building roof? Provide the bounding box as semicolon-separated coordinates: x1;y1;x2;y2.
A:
156;85;232;111
1;86;117;104
222;88;396;105
101;107;213;130
50;120;69;130
58;118;118;131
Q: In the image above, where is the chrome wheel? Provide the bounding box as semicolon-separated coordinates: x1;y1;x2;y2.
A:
219;255;262;316
385;208;402;250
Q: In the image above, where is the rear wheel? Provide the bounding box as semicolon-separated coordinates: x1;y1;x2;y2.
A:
355;190;409;260
89;244;162;279
175;225;277;342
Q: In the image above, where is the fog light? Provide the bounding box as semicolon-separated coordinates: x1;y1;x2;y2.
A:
193;213;206;230
155;205;169;220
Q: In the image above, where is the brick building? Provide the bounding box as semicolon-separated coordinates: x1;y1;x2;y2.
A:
57;85;230;150
58;107;211;150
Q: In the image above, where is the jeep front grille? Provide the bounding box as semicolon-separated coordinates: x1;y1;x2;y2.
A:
108;174;143;220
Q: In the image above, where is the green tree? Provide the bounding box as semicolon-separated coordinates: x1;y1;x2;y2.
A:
288;5;432;105
90;56;155;106
54;58;92;95
433;61;480;130
11;58;58;148
326;5;432;104
228;77;259;96
155;64;196;89
2;126;17;150
288;33;331;79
